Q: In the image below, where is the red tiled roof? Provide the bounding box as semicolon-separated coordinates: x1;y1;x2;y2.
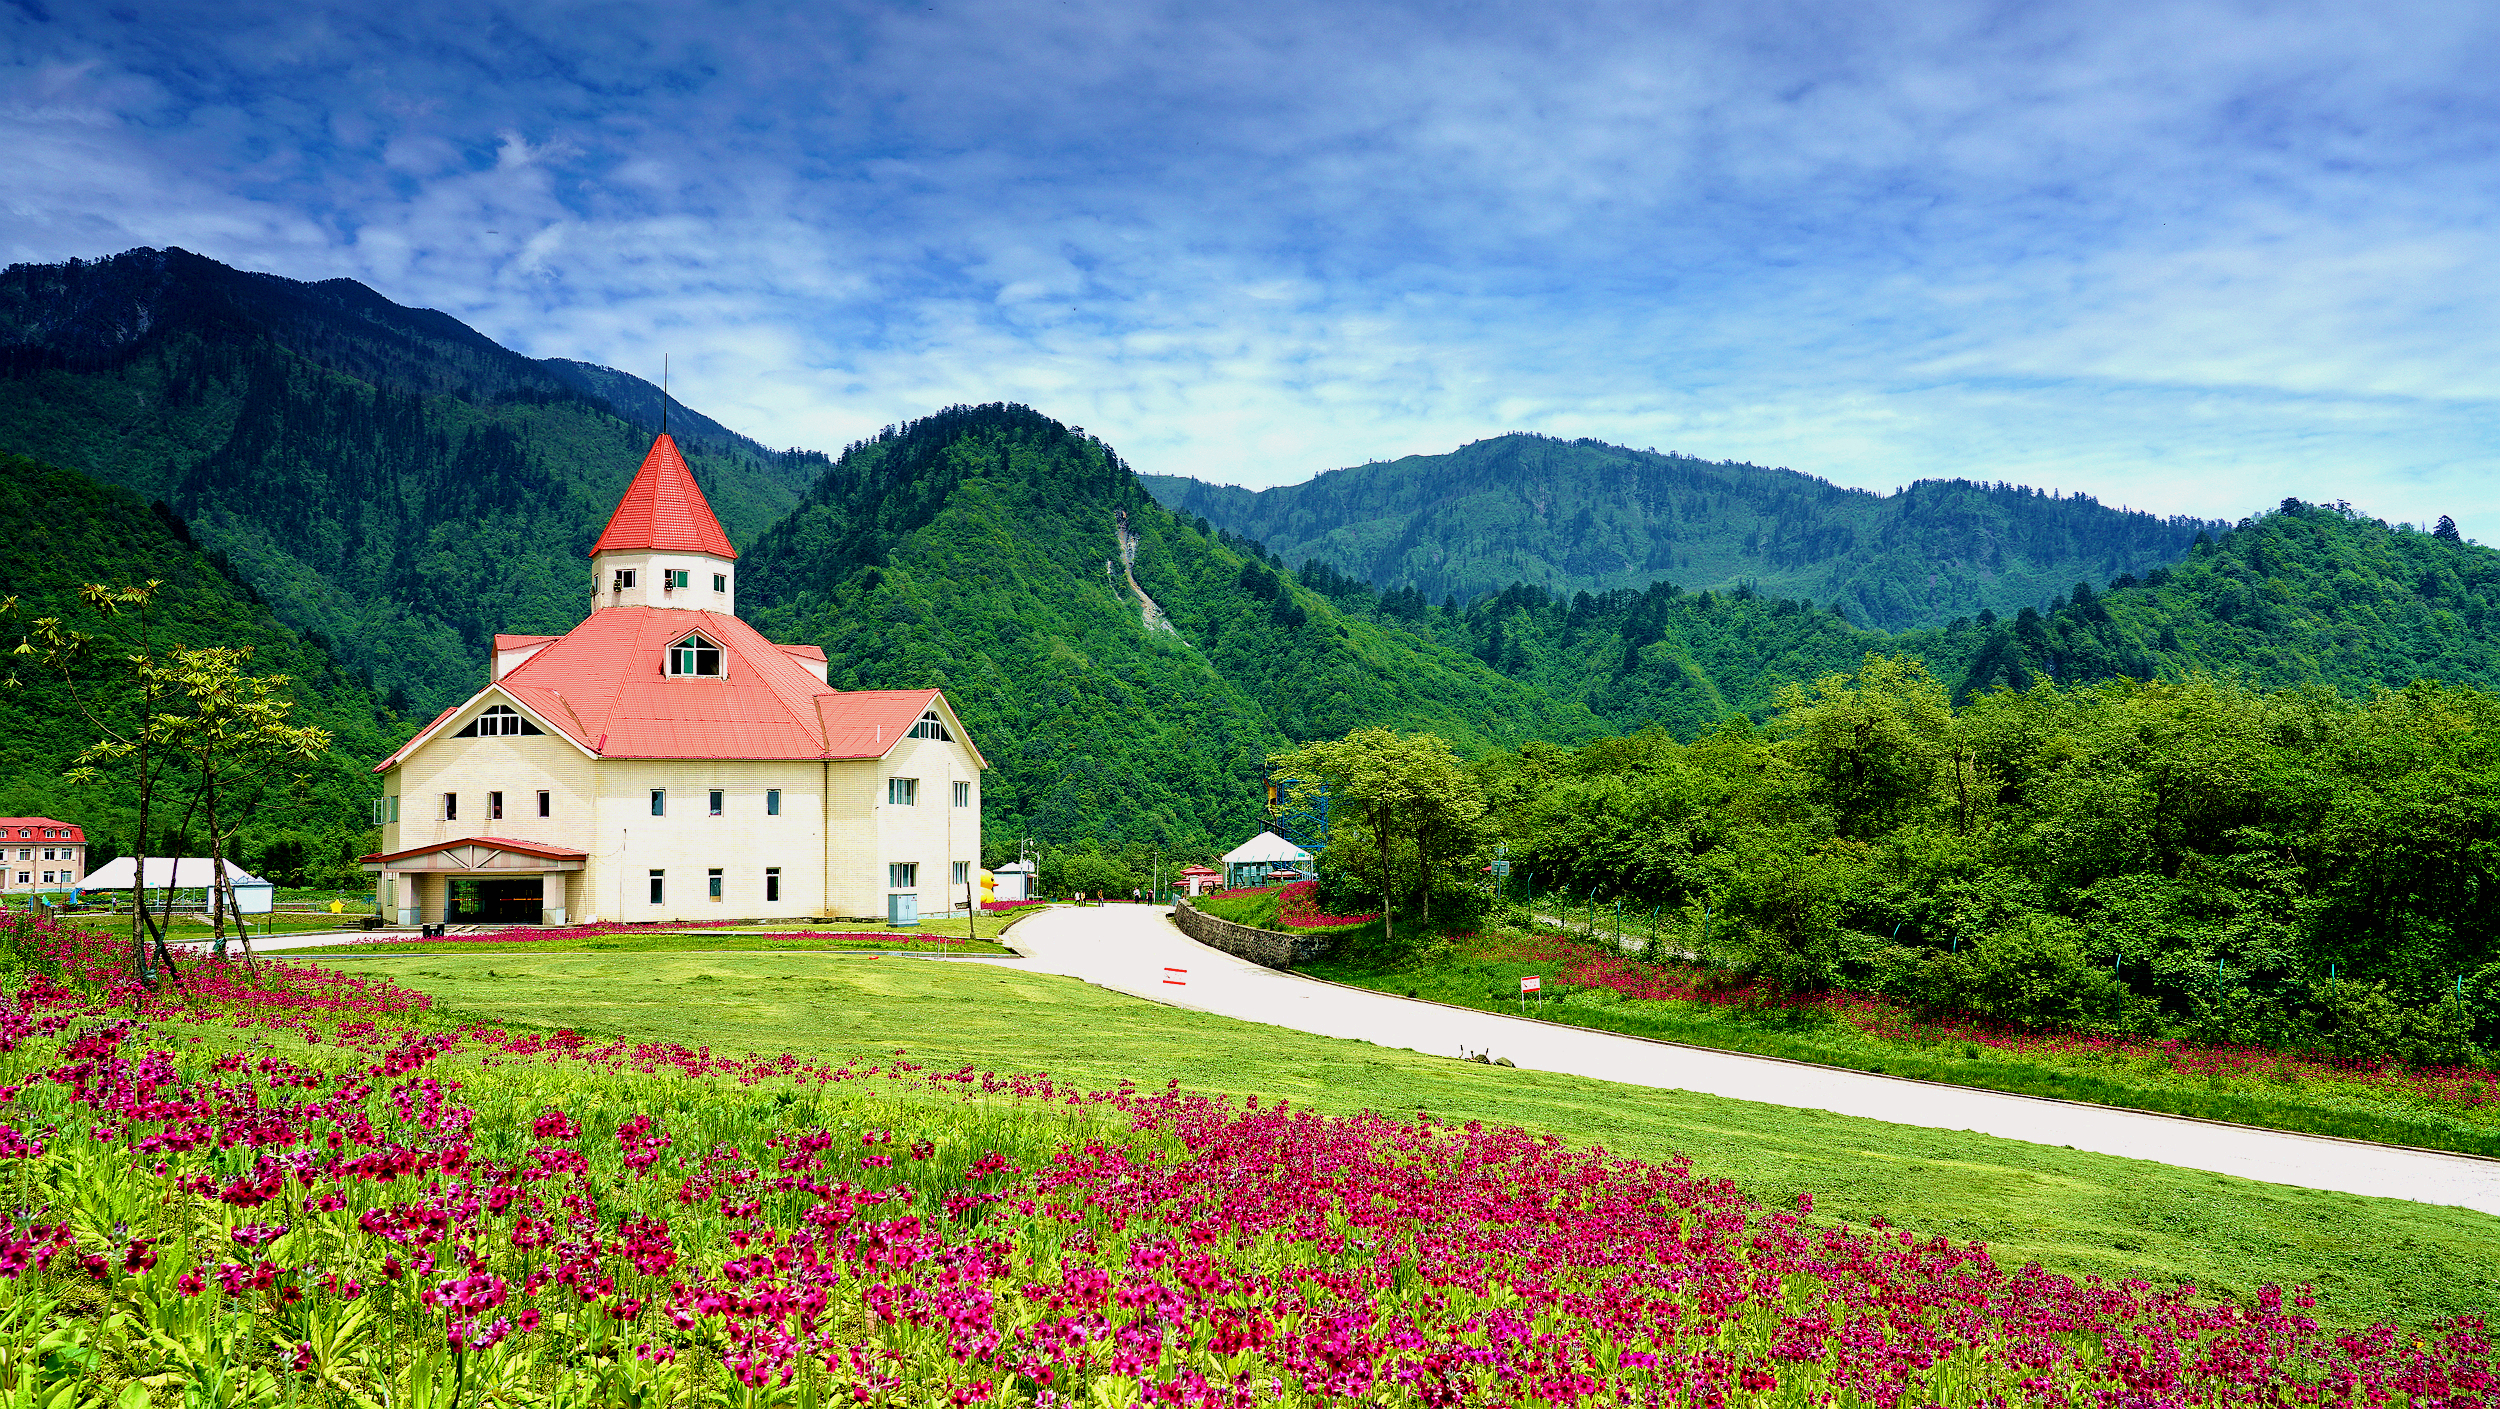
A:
374;609;984;768
360;836;591;865
0;818;84;843
589;433;738;559
494;634;561;651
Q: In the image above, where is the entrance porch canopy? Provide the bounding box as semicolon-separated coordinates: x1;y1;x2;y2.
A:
359;837;588;874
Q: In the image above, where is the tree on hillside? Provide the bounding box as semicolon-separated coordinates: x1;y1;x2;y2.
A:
1273;728;1486;940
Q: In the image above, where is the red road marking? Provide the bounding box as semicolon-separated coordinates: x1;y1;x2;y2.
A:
1163;967;1188;986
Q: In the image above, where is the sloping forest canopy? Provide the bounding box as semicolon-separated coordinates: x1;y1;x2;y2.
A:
1473;659;2500;1062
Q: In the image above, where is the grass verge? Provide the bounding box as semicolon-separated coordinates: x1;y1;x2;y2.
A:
318;947;2500;1331
1302;938;2500;1161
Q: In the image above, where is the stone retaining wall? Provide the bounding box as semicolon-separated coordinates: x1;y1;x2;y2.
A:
1172;899;1333;968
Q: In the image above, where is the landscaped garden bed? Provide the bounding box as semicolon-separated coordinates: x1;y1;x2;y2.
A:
2;909;2492;1406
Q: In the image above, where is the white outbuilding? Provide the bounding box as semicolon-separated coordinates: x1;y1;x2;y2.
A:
1220;830;1313;890
79;857;276;914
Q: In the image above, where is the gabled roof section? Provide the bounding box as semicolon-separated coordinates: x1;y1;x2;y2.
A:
589;433;738;559
375;611;986;767
360;835;590;865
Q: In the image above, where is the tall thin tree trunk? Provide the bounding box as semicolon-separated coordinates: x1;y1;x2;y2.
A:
1374;805;1393;948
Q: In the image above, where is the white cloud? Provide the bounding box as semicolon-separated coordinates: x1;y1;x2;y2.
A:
1;0;2497;536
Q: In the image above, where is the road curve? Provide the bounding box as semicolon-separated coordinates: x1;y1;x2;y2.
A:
1002;904;2500;1217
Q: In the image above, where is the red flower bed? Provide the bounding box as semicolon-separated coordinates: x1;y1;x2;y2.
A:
1273;879;1379;929
4;909;2493;1405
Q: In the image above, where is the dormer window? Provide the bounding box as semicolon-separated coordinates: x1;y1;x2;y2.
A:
908;709;951;741
454;704;544;737
669;633;724;677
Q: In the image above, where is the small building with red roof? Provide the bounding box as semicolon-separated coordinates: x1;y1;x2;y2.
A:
362;433;987;925
0;818;87;894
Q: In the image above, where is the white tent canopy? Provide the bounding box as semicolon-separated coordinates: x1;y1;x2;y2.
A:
79;857;269;891
1221;831;1313;888
1221;831;1311;866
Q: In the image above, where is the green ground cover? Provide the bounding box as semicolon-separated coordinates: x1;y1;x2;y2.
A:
1303;932;2500;1160
320;948;2500;1331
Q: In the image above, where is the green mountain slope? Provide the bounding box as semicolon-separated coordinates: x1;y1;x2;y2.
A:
740;405;1607;851
0;451;402;884
1144;435;2222;631
1285;500;2500;739
0;248;817;716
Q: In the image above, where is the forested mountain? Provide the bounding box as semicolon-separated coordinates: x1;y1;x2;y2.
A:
9;248;2498;863
0;451;403;885
0;248;817;716
1257;495;2500;745
1144;435;2222;630
741;405;1607;852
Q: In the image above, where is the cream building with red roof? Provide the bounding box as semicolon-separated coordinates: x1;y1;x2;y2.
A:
362;433;986;926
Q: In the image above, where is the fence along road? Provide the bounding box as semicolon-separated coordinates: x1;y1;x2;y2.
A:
1001;904;2500;1218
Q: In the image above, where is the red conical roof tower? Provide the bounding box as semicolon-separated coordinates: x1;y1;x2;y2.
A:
589;433;738;558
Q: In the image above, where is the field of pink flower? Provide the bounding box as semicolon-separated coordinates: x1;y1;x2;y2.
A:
3;914;2494;1406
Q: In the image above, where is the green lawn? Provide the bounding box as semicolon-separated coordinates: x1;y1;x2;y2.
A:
320;948;2500;1332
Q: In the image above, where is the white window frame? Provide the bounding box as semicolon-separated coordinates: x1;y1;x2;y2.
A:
952;780;971;808
713;573;727;592
708;789;724;816
668;633;724;677
442;792;458;821
951;861;970;887
650;789;666;817
649;870;665;903
887;778;918;806
888;862;918;889
766;788;780;816
489;790;504;821
765;867;781;902
707;868;724;900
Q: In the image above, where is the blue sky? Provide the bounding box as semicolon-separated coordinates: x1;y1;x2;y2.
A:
5;1;2497;534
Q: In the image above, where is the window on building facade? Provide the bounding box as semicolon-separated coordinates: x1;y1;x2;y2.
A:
651;789;666;816
713;573;727;592
765;867;781;902
14;872;26;885
668;634;723;677
666;569;691;590
42;872;54;885
41;849;53;861
373;795;400;824
766;788;781;816
952;861;970;887
649;870;665;903
886;778;918;806
443;793;458;821
908;709;951;740
537;790;550;818
614;569;638;590
489;791;504;821
708;868;724;899
708;789;723;815
454;705;543;738
888;862;917;889
953;781;970;808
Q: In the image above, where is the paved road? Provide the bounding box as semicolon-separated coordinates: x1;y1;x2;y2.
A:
1002;904;2500;1217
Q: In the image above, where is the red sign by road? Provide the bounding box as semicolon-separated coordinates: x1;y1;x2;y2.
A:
1519;975;1541;994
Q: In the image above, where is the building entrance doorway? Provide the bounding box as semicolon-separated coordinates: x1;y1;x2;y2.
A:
447;877;544;923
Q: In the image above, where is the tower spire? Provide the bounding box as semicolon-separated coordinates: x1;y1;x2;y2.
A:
661;354;669;437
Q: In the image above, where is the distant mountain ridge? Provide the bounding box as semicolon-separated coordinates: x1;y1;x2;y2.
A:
0;247;817;716
1144;435;2226;630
